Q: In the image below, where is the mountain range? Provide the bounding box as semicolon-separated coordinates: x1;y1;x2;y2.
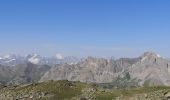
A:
0;51;170;87
0;54;81;66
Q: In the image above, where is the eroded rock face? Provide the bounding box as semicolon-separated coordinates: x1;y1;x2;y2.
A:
0;63;51;85
40;52;170;87
40;57;137;83
129;52;170;86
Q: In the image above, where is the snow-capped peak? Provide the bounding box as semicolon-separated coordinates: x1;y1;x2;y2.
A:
27;54;42;64
56;53;64;60
3;54;16;59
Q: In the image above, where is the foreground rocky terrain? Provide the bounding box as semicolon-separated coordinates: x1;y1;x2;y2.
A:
1;80;170;100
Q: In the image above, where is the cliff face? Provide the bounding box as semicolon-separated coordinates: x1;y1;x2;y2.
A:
129;52;170;86
40;52;170;86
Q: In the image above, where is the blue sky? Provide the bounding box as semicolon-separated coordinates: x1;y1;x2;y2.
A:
0;0;170;58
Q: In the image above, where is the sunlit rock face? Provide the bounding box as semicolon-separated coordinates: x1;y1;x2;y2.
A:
40;51;170;87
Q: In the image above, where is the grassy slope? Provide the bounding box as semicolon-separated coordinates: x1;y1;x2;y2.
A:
95;86;170;100
8;80;87;100
1;80;170;100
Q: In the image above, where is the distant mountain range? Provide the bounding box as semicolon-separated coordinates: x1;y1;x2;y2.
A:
0;54;81;66
0;51;170;87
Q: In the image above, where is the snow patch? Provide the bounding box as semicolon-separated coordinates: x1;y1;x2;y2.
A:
28;58;41;64
156;54;161;58
5;59;16;63
56;54;64;59
28;54;42;64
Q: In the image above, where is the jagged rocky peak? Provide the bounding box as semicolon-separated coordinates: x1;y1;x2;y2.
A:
3;54;16;59
26;54;43;65
84;56;108;66
85;56;107;62
139;51;161;62
142;51;161;58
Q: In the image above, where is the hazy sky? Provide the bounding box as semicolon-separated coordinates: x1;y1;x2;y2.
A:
0;0;170;58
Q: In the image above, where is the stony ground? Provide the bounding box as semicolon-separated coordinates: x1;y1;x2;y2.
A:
1;80;170;100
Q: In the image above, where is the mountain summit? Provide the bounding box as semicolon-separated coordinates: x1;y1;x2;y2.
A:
142;51;161;58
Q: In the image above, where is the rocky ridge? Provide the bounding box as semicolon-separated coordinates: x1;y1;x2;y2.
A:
40;52;170;87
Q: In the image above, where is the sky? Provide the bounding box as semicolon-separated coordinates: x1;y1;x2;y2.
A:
0;0;170;58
